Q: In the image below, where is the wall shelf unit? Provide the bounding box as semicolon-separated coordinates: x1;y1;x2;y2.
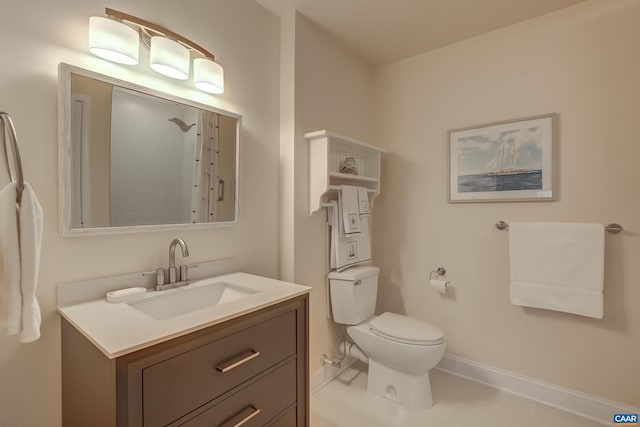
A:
305;130;385;215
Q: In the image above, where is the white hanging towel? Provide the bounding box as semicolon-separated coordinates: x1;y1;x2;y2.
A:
17;183;43;342
328;201;337;269
0;183;21;335
328;200;371;271
357;187;370;216
339;185;361;235
0;182;43;342
509;222;604;319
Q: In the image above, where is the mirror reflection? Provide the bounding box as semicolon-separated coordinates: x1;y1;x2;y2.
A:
64;66;239;231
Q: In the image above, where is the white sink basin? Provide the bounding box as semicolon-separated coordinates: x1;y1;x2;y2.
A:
128;281;261;320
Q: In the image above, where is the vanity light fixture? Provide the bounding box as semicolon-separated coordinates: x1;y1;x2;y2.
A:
149;36;190;80
89;16;139;65
193;58;224;94
88;8;224;93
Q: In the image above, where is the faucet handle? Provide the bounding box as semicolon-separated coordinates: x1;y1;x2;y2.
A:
142;268;165;286
156;268;166;286
179;264;198;282
142;269;166;286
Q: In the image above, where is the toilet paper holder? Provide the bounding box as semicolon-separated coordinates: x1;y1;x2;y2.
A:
429;267;450;294
430;267;446;278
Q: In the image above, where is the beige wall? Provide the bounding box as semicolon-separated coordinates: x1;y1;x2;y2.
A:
0;1;280;425
279;9;296;283
290;13;374;371
372;0;640;406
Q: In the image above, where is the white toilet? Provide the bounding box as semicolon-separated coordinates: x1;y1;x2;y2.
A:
329;266;445;410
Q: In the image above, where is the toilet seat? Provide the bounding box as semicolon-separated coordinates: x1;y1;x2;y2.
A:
370;312;444;346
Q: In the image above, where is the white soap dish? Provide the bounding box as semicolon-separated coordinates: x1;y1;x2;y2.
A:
106;287;147;303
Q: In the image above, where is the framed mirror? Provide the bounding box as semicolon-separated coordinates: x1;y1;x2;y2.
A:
58;63;240;236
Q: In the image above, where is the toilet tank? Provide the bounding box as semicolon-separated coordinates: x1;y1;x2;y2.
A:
328;266;379;325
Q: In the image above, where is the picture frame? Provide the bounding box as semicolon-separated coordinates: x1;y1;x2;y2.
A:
448;113;556;203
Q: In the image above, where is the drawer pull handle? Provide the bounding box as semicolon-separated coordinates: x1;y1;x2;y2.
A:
221;406;261;427
216;350;261;373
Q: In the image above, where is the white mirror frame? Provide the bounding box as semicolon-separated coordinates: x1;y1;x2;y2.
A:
58;62;241;236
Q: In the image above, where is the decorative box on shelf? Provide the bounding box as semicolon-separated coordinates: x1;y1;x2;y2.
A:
304;130;385;215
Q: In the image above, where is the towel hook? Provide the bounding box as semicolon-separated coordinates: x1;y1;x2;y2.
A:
0;112;25;198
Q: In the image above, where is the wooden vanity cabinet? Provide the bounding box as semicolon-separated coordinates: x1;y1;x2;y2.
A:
62;294;309;427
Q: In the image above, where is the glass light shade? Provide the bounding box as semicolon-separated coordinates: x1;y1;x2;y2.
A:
193;58;224;94
150;37;190;80
89;17;139;65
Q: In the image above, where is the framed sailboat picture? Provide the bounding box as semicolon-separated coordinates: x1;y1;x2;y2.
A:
448;114;556;203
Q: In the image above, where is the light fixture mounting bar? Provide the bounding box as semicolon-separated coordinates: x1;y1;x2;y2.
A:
105;8;215;60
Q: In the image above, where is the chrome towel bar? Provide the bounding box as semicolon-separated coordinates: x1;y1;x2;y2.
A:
495;220;623;234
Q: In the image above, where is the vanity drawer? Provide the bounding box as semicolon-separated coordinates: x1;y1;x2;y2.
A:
268;406;297;426
179;360;297;427
143;311;296;427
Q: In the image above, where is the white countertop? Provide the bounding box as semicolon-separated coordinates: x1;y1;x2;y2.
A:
58;272;311;359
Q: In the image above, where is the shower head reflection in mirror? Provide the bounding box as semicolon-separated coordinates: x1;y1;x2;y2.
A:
168;118;196;132
58;63;241;236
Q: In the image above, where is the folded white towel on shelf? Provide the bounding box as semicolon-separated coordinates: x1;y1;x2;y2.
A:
339;185;361;235
0;182;43;342
357;187;370;216
509;222;604;319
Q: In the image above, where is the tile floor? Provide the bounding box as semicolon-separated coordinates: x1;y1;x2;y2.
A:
311;363;604;427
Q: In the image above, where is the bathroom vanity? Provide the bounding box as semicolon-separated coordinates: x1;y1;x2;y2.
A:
59;272;310;426
56;62;309;425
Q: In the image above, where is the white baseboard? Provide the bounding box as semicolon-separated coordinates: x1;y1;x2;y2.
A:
311;356;358;393
436;353;639;426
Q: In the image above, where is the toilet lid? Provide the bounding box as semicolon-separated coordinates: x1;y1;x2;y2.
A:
370;312;444;345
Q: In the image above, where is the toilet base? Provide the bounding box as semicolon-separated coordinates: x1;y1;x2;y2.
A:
367;359;434;410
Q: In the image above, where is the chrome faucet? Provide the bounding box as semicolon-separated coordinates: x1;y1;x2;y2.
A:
168;238;189;283
155;238;191;291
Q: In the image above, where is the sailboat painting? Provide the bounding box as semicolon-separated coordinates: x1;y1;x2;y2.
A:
448;114;555;202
